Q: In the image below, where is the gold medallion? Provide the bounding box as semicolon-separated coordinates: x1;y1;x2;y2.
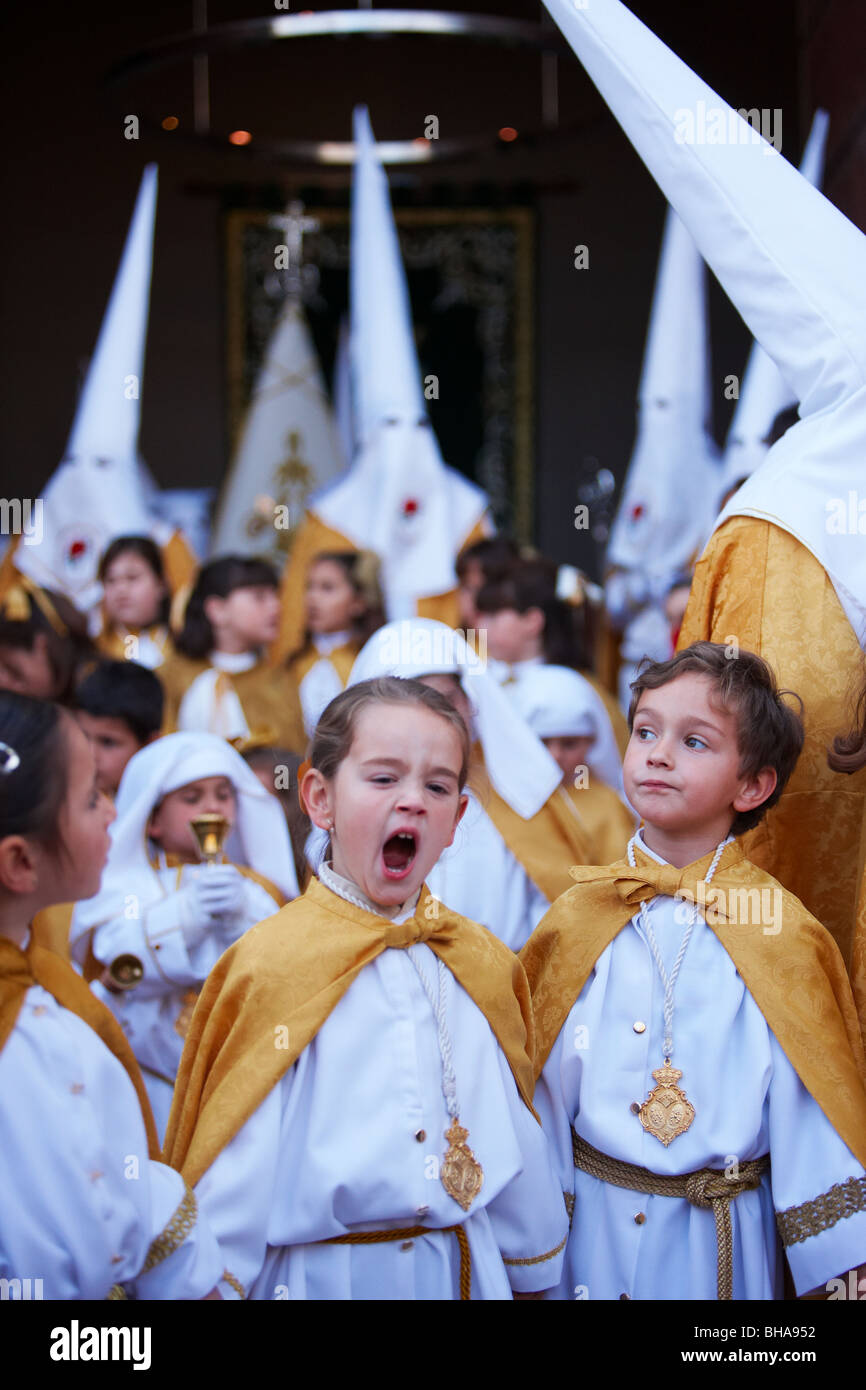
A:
174;988;200;1039
440;1118;484;1211
638;1060;695;1146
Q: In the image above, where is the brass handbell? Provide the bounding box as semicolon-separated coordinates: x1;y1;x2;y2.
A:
103;953;145;993
189;813;230;866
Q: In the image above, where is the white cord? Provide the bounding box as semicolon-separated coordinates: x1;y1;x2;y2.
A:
408;951;459;1119
627;833;730;1060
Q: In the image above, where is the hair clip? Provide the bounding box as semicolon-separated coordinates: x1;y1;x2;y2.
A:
0;741;21;774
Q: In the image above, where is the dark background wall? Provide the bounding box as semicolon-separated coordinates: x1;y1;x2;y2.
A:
2;0;862;577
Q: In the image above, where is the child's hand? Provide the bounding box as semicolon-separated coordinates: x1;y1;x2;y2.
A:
190;866;247;924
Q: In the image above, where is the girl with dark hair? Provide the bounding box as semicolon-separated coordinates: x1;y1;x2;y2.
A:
0;579;94;703
287;549;385;737
159;555;305;752
95;535;172;669
0;691;222;1298
475;558;630;763
163;677;568;1300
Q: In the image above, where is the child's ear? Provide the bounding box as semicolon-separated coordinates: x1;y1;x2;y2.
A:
301;767;334;829
523;606;546;639
444;793;469;849
146;811;162;845
0;835;41;895
203;594;226;630
733;766;777;816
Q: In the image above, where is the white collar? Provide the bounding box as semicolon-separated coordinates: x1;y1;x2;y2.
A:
313;630;353;656
634;827;734;868
318;859;420;923
210;649;258;674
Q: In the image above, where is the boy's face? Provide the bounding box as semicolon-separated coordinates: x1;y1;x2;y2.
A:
623;672;770;848
147;775;237;863
76;711;145;795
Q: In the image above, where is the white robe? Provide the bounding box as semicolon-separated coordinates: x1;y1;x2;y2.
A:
298;632;353;738
426;792;550;952
0;981;223;1300
88;864;280;1139
192;900;569;1300
535;839;866;1300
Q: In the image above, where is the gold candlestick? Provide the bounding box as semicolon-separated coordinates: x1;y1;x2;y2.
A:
189;813;230;866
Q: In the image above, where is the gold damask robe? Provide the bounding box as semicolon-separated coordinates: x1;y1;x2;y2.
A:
678;516;866;1031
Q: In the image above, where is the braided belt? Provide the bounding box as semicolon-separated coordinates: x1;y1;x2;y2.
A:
321;1224;472;1300
572;1130;769;1300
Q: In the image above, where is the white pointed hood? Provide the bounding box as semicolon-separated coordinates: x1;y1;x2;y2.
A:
332;316;354;469
17;165;158;609
210;294;345;558
313;108;488;613
348;618;563;819
543;0;866;646
720;110;830;496
606;205;720;581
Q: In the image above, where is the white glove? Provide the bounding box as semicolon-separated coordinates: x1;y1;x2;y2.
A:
185;866;247;933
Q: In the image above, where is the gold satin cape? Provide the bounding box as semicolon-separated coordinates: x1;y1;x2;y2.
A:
476;753;632;903
268;509;488;666
521;840;866;1172
678;517;866;1031
95;621;174;666
164;876;537;1187
286;640;359;690
158;652;307;754
0;929;161;1159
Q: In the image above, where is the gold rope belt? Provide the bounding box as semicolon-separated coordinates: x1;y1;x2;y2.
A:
321;1224;472;1300
572;1130;769;1300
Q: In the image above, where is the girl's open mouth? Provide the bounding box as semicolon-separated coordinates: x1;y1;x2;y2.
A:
381;830;418;879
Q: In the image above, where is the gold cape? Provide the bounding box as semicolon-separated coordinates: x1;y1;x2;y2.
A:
268;509;488;667
164;876;537;1186
95;620;174;666
159;652;307;754
0;930;160;1159
520;840;866;1171
478;754;631;902
678;516;866;1031
286;640;359;690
